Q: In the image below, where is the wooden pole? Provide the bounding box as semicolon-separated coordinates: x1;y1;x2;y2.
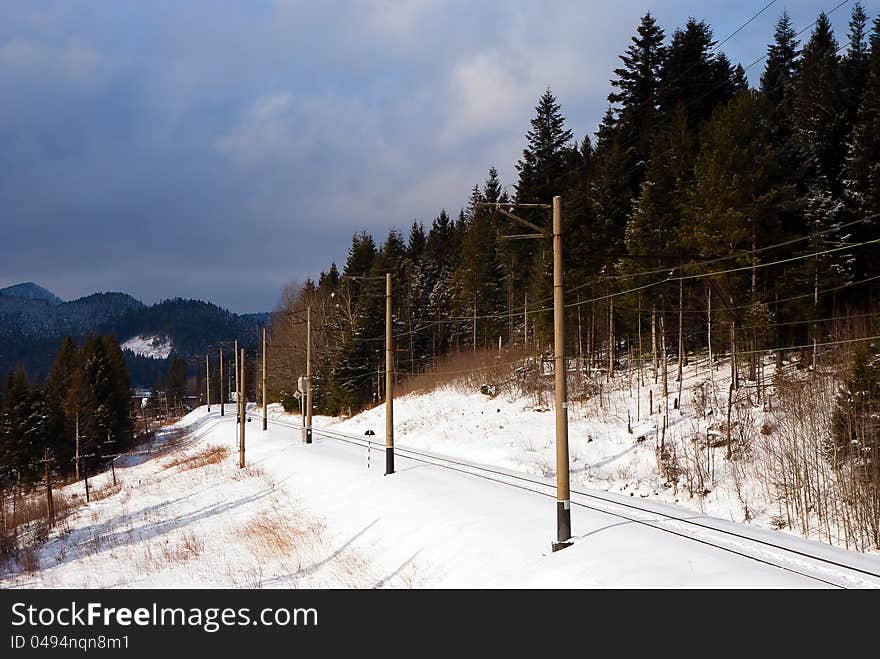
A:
74;410;80;482
608;292;615;380
473;296;477;353
205;354;210;412
707;286;713;379
234;339;239;415
386;273;395;475
651;305;658;384
262;327;268;431
551;196;571;549
306;306;312;443
44;447;54;528
219;348;224;416
676;277;684;409
239;348;246;468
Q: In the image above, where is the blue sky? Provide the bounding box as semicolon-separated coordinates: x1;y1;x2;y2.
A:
0;1;869;312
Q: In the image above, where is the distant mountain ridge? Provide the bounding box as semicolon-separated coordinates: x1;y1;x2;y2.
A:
0;289;144;337
0;283;267;386
0;282;64;305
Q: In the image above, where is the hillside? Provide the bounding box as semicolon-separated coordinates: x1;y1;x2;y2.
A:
0;282;63;305
0;284;265;386
3;402;879;588
0;290;144;338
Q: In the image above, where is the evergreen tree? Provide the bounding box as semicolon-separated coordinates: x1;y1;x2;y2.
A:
832;340;880;464
845;15;880;282
658;19;734;131
843;3;871;136
0;370;39;486
165;355;188;411
793;12;846;193
44;337;78;460
455;184;503;348
608;12;666;193
515;88;575;203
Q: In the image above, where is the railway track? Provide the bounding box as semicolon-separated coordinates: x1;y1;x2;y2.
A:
252;411;880;588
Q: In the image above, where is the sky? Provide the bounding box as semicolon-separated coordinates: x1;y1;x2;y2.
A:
0;1;868;313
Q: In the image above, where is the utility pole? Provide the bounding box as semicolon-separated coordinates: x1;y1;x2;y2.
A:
239;348;246;468
305;305;312;444
385;273;394;475
478;196;571;550
44;447;54;528
262;327;268;431
205;354;210;412
74;410;80;482
608;293;615;380
234;339;239;413
473;296;477;353
551;196;571;550
219;348;224;416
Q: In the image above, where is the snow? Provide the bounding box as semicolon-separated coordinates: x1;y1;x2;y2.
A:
4;393;880;588
122;335;173;359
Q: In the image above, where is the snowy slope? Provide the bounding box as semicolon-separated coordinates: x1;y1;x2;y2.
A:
5;403;879;588
122;335;173;359
326;353;879;553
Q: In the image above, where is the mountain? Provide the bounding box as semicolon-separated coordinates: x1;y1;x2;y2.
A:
102;298;264;356
0;282;63;305
0;285;266;387
0;290;144;337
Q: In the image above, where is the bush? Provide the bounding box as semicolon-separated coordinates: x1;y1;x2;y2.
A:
831;344;880;465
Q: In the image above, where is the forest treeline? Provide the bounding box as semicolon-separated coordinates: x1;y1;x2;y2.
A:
269;6;880;418
0;336;135;492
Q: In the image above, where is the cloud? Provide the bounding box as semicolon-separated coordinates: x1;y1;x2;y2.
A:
215;92;302;167
0;35;109;89
0;0;856;312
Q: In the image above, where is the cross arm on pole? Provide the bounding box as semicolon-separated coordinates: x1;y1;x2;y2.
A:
498;233;547;241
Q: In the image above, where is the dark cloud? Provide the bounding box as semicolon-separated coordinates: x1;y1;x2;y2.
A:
0;0;855;312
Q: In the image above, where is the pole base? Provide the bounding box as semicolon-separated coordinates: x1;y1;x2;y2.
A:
551;540;573;552
385;448;394;475
556;500;572;544
263;419;267;431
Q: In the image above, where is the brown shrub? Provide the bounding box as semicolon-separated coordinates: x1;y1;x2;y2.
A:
162;446;230;471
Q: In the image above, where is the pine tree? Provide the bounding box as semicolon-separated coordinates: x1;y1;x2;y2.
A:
101;335;133;449
761;12;800;114
515;88;575;203
832;340;880;464
658;19;734;131
843;3;870;136
44;337;80;470
455;183;503;347
608;12;666;192
0;370;38;486
845;16;880;282
627;105;695;268
683;91;796;322
165;355;188;412
794;12;846;193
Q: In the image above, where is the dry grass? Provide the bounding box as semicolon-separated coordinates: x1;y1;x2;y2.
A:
243;512;300;559
162;446;230;471
89;482;122;503
397;347;540;398
1;488;75;569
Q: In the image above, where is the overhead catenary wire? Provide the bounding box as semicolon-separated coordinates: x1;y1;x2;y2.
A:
440;226;880;323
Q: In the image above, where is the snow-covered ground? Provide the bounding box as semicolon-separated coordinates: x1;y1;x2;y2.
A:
330;352;875;553
4;393;880;588
122;334;173;359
